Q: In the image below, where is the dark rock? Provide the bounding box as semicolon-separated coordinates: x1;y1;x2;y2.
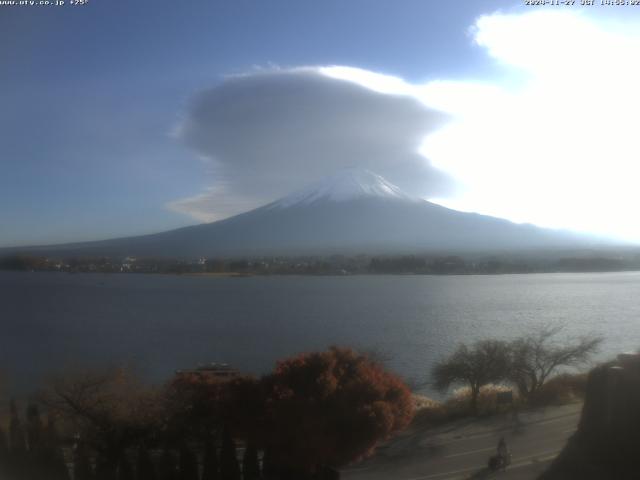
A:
540;354;640;479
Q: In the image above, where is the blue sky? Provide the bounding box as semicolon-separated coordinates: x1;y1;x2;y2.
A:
3;0;640;246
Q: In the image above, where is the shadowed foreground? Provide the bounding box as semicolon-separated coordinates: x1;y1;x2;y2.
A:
540;353;640;480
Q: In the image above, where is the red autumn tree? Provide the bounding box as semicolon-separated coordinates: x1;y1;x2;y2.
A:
163;372;262;443
163;371;228;444
261;347;414;475
221;376;265;441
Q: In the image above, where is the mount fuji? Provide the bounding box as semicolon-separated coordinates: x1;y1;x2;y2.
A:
10;169;598;257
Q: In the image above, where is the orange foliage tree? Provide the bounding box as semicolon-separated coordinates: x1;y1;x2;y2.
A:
163;371;228;441
163;373;263;441
260;347;414;476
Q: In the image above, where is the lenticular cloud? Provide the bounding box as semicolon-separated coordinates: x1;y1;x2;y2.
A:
169;68;452;222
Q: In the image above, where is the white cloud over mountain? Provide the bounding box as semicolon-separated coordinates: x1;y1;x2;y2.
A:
168;68;451;222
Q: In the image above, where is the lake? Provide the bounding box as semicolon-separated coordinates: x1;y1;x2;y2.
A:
1;271;639;396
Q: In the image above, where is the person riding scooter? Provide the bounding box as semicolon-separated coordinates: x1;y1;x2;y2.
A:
497;437;511;469
497;437;509;462
488;436;511;471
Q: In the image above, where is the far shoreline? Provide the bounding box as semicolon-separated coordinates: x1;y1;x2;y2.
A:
4;269;640;278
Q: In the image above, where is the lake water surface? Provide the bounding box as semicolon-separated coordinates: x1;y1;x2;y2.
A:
2;271;639;396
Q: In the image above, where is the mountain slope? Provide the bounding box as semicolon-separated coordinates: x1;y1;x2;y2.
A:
6;169;599;258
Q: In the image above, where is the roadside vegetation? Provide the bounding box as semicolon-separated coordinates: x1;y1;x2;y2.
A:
414;326;600;428
0;347;413;480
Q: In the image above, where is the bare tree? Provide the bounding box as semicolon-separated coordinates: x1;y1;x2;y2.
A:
432;340;511;414
507;325;602;399
41;368;161;478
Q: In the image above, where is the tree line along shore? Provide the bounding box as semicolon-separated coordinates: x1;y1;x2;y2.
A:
2;252;640;275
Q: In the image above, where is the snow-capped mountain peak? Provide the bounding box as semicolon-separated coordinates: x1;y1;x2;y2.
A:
269;168;416;209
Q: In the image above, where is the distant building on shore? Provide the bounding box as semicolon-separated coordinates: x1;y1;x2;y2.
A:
175;362;240;380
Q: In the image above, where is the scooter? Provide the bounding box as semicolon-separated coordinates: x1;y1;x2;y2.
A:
488;452;512;471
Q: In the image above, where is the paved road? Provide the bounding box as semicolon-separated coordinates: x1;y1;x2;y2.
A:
342;403;582;480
